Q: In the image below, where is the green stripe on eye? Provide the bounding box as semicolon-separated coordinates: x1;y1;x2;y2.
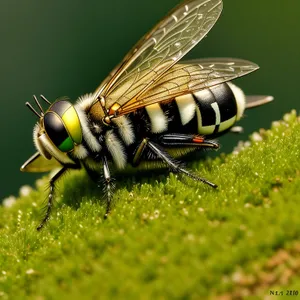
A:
58;137;74;152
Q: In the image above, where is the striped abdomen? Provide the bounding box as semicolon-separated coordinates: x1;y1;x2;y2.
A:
144;82;246;137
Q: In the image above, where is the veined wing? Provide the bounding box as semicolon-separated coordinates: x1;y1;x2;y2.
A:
114;58;259;115
93;0;223;109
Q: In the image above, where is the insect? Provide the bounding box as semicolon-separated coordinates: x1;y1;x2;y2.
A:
21;0;273;230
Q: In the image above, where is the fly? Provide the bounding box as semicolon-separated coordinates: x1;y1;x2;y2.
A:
21;0;273;230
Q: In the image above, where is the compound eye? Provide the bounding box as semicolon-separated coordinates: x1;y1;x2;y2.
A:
44;112;74;152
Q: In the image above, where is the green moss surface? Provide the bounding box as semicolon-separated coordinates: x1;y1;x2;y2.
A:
1;111;300;299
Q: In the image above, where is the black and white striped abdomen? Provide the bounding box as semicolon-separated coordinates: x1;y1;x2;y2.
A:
191;82;245;135
144;82;246;136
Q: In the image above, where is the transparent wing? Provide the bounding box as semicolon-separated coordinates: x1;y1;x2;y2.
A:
114;58;259;115
93;0;223;109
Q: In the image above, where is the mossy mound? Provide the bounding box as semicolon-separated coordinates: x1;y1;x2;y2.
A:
1;110;299;299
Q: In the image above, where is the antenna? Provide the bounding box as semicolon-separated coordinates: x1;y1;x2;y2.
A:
26;94;51;118
33;95;44;115
25;102;42;118
40;94;51;105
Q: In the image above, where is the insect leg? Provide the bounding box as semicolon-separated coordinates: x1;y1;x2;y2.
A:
37;166;68;231
102;156;115;218
83;159;114;219
158;134;219;149
146;140;217;188
132;138;148;167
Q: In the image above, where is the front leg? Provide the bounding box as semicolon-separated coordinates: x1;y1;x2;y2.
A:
37;166;69;231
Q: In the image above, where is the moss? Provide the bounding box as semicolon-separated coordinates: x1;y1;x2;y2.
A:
1;110;300;299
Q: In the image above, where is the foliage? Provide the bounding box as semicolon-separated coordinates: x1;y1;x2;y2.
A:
1;111;300;299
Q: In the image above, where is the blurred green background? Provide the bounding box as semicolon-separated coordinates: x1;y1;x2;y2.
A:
1;0;299;200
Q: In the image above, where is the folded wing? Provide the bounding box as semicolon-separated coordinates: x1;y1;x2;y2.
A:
115;58;259;115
